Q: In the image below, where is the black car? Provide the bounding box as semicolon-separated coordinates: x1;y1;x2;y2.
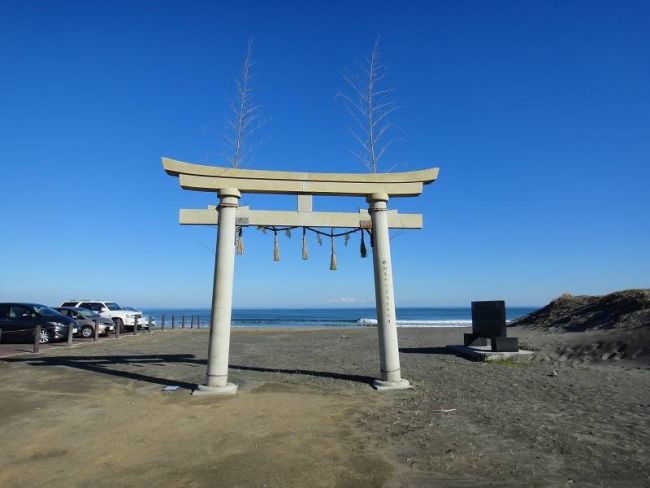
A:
0;303;77;343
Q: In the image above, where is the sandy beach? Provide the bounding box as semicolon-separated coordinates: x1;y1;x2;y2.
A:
0;326;648;488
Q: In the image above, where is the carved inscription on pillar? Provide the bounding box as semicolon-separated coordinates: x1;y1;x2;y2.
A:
382;259;392;326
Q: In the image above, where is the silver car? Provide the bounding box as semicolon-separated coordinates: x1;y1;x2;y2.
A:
54;307;115;338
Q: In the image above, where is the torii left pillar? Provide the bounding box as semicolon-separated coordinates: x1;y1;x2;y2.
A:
193;187;240;395
368;192;411;391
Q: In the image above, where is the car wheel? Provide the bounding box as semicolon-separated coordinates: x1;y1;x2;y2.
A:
81;325;94;338
113;318;124;333
39;328;52;344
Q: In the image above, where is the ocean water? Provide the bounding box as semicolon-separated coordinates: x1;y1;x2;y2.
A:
141;307;537;328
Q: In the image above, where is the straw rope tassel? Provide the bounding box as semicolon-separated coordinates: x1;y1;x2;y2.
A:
302;227;309;260
273;229;280;261
330;229;337;271
360;230;367;258
236;227;244;256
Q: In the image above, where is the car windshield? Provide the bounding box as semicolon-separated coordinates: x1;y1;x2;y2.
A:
79;309;99;317
34;305;62;317
106;302;122;311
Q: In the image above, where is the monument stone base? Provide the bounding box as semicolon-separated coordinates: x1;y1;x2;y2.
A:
491;336;519;352
464;333;489;347
447;344;534;363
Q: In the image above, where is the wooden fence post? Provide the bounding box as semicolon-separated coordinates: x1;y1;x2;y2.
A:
161;315;165;330
115;320;120;339
94;322;99;342
133;317;138;336
33;325;41;353
148;317;152;333
181;315;185;329
172;316;175;329
67;323;74;347
0;328;3;343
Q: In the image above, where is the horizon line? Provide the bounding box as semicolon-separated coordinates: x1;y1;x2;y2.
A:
140;305;543;310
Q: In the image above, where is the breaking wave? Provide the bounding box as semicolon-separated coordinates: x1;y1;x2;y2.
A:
357;318;472;328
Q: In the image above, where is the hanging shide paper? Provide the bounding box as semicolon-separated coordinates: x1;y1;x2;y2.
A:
236;227;244;256
273;229;280;261
302;227;309;260
254;226;371;263
329;229;337;271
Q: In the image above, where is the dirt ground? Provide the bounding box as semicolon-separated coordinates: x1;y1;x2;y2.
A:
0;327;648;488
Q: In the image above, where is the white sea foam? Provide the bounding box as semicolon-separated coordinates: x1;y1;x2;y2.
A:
357;318;472;328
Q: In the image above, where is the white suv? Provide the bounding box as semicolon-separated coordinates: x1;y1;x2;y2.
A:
60;300;146;332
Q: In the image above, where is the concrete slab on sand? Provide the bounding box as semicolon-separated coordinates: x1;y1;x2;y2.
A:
447;344;535;362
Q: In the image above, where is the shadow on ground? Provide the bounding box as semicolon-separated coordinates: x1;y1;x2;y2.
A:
2;354;375;390
3;354;201;390
230;364;375;385
400;346;456;355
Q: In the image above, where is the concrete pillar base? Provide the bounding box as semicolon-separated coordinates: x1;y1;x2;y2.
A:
372;379;412;391
192;383;238;396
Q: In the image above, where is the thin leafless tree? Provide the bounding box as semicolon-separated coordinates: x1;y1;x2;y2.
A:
224;39;261;168
338;38;398;173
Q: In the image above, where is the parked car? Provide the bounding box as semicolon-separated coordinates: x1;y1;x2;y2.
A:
59;300;146;332
0;303;78;343
54;307;115;338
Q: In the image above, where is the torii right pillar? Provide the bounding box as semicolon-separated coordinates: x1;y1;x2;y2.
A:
367;192;411;390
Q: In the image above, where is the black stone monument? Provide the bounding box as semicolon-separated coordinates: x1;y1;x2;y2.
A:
464;300;519;352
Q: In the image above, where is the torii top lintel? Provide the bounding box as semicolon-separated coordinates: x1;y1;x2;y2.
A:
162;158;439;197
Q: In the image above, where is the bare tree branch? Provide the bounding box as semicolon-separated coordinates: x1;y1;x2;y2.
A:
224;39;261;168
337;37;399;172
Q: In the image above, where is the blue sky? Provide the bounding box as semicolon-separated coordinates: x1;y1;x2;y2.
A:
1;0;648;308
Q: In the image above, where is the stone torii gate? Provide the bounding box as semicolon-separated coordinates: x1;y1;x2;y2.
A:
162;157;439;395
